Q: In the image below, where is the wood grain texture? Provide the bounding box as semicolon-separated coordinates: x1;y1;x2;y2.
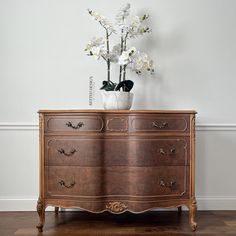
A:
45;137;189;166
45;166;189;200
37;110;197;232
130;115;189;133
45;115;104;133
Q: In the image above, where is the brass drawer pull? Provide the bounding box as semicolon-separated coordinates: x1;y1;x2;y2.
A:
57;148;77;156
58;180;75;188
66;121;84;129
152;121;168;129
160;180;176;188
160;148;176;155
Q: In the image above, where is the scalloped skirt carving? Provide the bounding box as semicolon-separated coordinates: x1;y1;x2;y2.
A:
45;199;191;214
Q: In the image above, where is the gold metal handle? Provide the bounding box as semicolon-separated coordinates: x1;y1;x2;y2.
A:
160;180;176;188
159;148;176;155
66;121;84;129
57;148;77;156
152;121;168;129
58;180;75;188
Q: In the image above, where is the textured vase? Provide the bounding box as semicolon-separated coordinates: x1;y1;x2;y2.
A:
101;91;134;110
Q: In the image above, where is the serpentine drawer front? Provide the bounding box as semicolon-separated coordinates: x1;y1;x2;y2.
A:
46;137;189;166
37;110;197;232
45;166;189;198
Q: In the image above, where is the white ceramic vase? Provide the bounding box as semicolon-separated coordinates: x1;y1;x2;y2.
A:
101;91;134;110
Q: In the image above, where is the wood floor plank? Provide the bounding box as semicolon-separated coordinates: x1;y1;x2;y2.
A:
0;211;235;235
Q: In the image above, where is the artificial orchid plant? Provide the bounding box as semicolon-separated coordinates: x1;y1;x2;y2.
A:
85;3;155;92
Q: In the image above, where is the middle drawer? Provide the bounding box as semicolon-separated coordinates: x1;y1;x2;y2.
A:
45;137;189;166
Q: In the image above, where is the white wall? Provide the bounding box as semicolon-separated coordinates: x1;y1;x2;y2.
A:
0;0;236;210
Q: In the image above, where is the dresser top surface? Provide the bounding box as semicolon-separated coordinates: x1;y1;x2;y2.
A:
38;109;197;114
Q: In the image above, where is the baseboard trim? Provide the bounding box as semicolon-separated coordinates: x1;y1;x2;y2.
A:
197;196;236;210
0;196;235;211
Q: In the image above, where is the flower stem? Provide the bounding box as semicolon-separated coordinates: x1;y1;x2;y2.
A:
106;30;110;82
122;33;129;82
122;63;126;81
119;30;124;85
119;66;123;84
124;33;128;51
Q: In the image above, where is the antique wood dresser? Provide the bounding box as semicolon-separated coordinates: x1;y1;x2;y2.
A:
37;110;197;231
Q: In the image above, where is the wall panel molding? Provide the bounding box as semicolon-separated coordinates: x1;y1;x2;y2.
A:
1;123;236;131
196;124;236;131
0;123;38;130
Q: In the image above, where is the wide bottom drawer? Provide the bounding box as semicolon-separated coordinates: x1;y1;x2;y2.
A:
45;166;189;199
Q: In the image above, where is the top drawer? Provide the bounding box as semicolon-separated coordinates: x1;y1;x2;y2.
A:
45;115;104;133
130;115;189;133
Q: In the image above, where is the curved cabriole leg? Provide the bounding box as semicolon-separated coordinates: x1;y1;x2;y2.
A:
36;198;45;232
178;206;182;215
55;207;59;214
189;199;197;231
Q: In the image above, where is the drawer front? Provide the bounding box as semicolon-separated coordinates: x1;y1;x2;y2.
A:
44;114;189;133
46;167;104;197
132;166;188;198
130;115;189;133
130;138;189;166
45;166;188;199
45;115;104;133
45;137;188;166
45;138;104;166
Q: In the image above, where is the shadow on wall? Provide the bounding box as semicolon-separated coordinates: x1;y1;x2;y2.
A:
133;9;189;109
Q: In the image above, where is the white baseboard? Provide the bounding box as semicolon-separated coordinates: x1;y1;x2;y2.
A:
0;198;37;211
0;196;235;211
196;196;236;210
0;198;55;211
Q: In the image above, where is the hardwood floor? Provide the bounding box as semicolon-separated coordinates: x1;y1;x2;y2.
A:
0;211;236;235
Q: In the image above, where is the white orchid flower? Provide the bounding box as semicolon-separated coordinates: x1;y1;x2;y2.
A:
125;14;151;38
127;47;137;55
106;44;121;63
130;16;141;28
118;51;130;65
85;37;106;60
85;37;104;50
115;3;130;23
90;47;103;60
128;51;155;74
118;47;137;66
86;3;155;82
88;9;116;33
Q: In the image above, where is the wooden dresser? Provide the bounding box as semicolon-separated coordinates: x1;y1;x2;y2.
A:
37;110;197;231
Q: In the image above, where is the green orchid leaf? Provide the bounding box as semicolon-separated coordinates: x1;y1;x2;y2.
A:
100;81;117;91
115;80;134;92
